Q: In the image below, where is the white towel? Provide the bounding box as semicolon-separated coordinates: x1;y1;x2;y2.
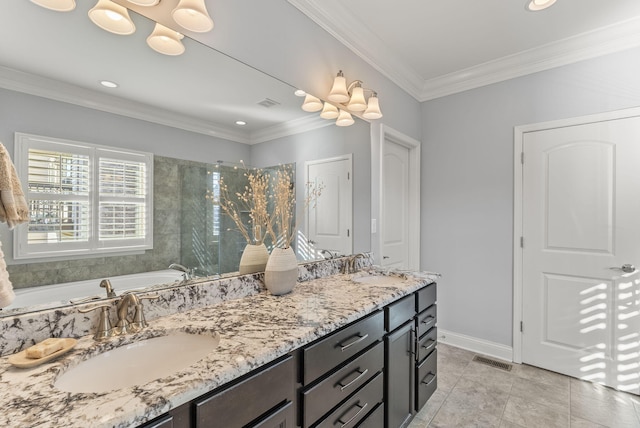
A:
0;239;15;308
0;142;29;229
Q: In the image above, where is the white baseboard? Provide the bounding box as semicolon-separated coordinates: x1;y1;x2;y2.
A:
438;329;513;362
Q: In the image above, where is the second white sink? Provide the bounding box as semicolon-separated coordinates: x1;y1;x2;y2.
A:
54;331;220;394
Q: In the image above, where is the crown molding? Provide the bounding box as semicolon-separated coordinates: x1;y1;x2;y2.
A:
287;1;640;102
286;0;425;98
0;66;250;144
420;17;640;101
249;113;333;145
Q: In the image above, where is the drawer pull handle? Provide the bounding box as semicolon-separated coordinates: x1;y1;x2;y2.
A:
421;372;436;386
337;368;369;391
421;339;436;351
339;333;369;352
421;316;435;325
337;402;368;427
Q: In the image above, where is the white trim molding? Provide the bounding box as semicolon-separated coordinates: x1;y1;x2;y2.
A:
439;329;514;363
287;1;640;102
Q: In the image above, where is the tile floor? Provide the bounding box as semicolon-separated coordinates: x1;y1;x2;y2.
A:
408;343;640;428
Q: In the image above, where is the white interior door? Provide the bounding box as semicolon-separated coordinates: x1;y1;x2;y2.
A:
381;139;410;269
306;156;352;258
522;116;640;394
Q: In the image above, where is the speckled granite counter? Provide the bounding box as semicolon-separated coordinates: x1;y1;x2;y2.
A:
0;269;438;428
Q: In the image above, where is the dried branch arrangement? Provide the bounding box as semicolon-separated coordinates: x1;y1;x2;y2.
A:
208;163;270;245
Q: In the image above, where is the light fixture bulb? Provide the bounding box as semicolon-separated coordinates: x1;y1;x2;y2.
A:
30;0;76;12
127;0;160;5
88;0;135;35
301;94;323;112
363;93;383;120
336;110;355;127
328;70;349;103
526;0;556;11
320;102;339;120
147;23;185;56
347;83;367;112
172;0;214;33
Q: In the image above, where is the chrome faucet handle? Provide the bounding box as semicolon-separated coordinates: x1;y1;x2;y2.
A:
130;294;160;330
99;279;116;298
114;292;141;335
79;304;115;340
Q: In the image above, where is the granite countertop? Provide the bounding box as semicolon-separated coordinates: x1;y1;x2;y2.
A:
0;271;437;428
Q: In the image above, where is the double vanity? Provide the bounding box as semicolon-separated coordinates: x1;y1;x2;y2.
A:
0;258;438;427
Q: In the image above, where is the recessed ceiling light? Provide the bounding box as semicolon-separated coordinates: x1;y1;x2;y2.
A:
235;120;247;126
100;80;118;88
526;0;556;11
294;89;306;97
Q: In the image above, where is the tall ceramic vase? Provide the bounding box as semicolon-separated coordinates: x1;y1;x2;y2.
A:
264;246;298;295
239;243;269;275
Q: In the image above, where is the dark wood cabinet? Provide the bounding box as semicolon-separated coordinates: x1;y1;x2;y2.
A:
138;282;438;428
195;355;295;428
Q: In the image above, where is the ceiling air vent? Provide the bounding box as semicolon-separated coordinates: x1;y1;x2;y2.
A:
257;98;280;108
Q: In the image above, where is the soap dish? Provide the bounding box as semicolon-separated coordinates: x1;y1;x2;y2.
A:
8;338;77;368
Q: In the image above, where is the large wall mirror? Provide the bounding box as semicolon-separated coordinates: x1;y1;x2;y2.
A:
0;1;371;316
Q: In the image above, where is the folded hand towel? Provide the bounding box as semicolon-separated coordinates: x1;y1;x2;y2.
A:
0;239;15;309
0;143;28;229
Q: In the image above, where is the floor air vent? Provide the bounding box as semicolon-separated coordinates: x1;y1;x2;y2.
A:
472;355;513;372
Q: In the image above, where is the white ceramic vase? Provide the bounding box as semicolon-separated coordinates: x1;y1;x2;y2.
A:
264;246;298;296
239;243;270;275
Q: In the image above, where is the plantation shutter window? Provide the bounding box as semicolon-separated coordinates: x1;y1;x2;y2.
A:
14;133;153;260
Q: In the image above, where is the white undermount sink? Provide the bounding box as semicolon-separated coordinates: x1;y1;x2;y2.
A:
351;274;404;286
54;331;220;393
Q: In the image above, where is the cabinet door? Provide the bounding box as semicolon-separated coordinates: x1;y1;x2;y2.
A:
385;321;414;428
252;401;295;428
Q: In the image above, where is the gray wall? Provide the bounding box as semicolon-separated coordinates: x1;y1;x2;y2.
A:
250;120;372;254
421;46;640;346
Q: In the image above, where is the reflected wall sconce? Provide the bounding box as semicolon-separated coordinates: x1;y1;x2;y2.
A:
30;0;76;12
300;70;383;126
30;0;215;56
526;0;556;11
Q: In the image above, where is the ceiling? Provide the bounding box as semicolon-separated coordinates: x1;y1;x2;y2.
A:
288;0;640;101
0;1;316;144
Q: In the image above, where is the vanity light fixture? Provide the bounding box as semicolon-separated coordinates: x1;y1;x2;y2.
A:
301;70;383;126
146;23;185;55
88;0;136;35
301;94;323;112
526;0;556;11
30;0;76;12
127;0;160;6
294;89;307;97
172;0;214;33
319;102;339;120
336;109;355;127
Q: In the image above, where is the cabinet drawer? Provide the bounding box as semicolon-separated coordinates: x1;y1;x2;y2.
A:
252;401;294;428
386;294;416;332
303;311;384;384
316;372;384;428
195;355;294;428
302;341;383;428
416;304;437;338
416;349;437;411
417;327;437;363
416;283;437;313
356;402;384;428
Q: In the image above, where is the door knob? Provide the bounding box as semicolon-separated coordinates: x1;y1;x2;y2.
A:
610;264;636;273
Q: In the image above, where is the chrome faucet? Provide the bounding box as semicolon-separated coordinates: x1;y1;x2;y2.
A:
169;263;195;280
115;292;159;335
100;279;116;298
342;253;368;274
